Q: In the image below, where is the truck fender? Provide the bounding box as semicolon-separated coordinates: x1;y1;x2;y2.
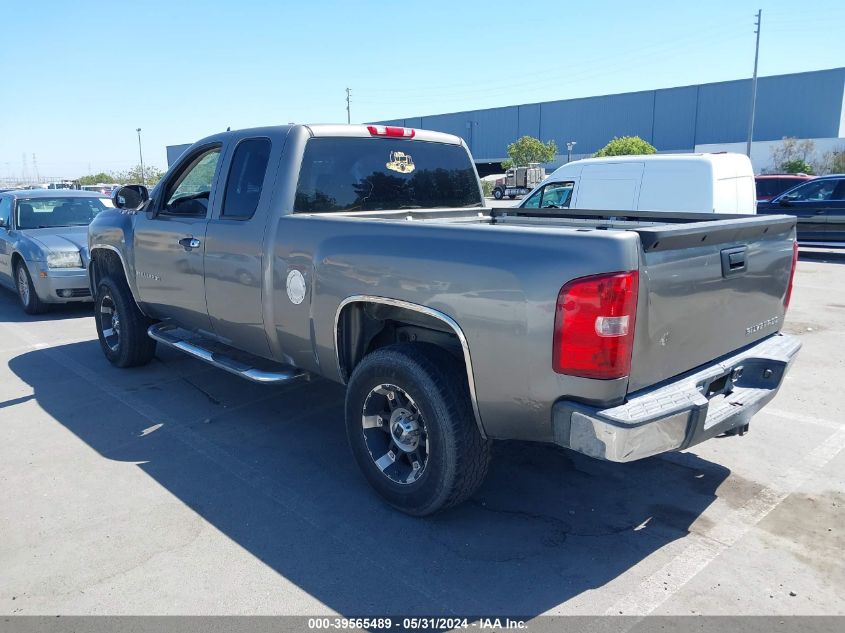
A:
88;245;142;310
334;295;486;438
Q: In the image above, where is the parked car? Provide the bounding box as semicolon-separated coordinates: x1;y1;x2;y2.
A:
756;174;845;245
755;174;814;202
520;153;757;214
89;124;800;515
0;190;111;313
81;183;121;196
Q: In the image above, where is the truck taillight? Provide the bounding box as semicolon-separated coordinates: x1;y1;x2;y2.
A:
553;271;639;380
366;125;415;138
784;240;799;310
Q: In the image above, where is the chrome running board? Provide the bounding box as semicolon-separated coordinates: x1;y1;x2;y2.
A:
148;323;307;385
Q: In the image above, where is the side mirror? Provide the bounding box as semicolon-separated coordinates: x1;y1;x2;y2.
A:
112;184;149;210
778;197;792;207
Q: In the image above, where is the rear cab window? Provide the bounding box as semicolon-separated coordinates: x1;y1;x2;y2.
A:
222;138;272;219
294;137;482;212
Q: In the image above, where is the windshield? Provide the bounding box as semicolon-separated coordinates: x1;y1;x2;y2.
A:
16;196;111;229
294;137;482;212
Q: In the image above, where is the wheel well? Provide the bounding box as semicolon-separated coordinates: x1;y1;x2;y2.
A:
336;301;465;384
11;252;24;271
89;248;127;290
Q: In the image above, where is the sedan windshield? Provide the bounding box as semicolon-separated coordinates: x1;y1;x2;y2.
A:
16;197;111;229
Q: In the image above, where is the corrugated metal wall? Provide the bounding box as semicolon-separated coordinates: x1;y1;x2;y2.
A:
377;68;845;161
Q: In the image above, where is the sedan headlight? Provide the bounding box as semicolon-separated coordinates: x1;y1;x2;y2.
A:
47;251;83;269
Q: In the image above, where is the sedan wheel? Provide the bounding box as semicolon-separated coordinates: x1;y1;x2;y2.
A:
15;262;47;314
17;265;30;306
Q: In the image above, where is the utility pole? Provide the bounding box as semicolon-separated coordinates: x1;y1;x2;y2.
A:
345;87;352;124
136;128;145;185
746;9;762;159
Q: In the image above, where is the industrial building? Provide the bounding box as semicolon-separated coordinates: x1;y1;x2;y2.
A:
376;67;845;175
166;67;845;175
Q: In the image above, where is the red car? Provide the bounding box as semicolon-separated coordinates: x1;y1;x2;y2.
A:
755;174;814;202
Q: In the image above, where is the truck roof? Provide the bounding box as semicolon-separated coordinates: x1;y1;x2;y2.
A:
191;124;465;148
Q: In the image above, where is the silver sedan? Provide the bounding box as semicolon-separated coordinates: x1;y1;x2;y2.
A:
0;189;112;313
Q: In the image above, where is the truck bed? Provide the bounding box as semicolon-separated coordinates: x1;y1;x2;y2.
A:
323;205;797;395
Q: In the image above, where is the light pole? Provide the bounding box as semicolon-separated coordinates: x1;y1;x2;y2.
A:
136;128;145;185
566;141;577;163
746;9;762;158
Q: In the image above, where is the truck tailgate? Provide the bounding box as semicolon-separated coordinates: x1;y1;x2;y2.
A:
628;214;797;392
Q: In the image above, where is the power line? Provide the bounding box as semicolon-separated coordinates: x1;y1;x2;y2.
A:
354;28;750;107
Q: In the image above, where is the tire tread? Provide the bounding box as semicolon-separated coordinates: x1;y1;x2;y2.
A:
346;343;491;515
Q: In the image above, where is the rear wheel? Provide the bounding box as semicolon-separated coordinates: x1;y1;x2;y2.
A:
15;261;47;314
345;343;491;515
95;276;156;368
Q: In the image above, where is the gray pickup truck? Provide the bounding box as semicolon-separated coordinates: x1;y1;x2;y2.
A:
88;124;801;515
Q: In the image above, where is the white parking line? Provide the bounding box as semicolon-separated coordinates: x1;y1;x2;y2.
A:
764;407;843;431
605;422;845;616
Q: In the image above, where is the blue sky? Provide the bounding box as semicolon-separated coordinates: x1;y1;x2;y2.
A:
1;0;843;179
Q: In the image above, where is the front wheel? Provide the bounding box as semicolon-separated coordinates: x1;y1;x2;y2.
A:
95;276;157;368
345;343;491;516
15;261;48;314
493;188;504;200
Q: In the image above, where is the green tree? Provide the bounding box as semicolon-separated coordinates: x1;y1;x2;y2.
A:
77;172;115;185
76;164;165;188
768;137;815;174
780;158;814;175
115;164;165;187
594;136;657;157
501;136;558;169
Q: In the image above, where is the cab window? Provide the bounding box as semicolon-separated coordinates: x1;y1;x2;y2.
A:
221;138;271;219
521;182;574;209
162;146;222;216
541;182;574;208
522;188;542;209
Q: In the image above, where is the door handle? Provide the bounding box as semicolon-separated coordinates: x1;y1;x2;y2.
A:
179;237;201;250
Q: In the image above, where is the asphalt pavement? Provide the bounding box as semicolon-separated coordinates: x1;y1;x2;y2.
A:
0;254;843;617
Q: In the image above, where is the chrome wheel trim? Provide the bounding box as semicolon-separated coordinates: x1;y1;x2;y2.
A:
361;383;429;485
17;265;30;307
98;293;120;352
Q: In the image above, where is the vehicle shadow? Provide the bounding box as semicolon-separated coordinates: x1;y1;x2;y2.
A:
9;340;731;616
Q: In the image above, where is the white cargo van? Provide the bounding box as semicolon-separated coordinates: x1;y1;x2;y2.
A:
518;153;757;214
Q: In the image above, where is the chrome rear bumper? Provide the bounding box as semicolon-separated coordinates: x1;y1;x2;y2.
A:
551;333;801;462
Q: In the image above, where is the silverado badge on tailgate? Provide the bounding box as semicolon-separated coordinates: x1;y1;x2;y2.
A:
746;316;779;336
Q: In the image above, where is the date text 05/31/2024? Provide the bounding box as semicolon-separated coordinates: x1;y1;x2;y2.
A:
307;618;528;630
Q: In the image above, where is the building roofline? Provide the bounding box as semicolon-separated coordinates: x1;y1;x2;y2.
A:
378;66;845;123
